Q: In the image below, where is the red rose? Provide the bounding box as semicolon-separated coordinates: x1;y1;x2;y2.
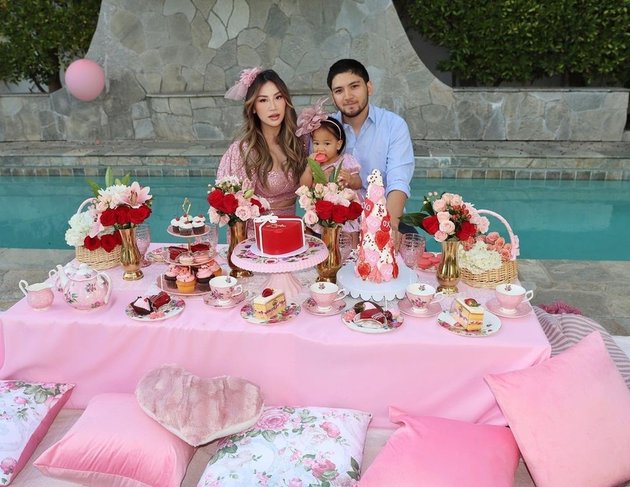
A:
207;189;224;209
99;208;117;227
115;205;131;225
315;200;334;221
83;235;101;250
100;233;119;252
347;201;362;220
113;230;122;244
422;215;439;235
250;197;263;210
222;193;238;214
129;204;151;224
456;221;477;241
332;204;349;224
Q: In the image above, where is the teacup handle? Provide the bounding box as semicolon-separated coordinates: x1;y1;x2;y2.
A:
433;291;445;302
48;269;58;279
233;284;243;296
337;288;349;299
98;272;113;304
524;290;534;302
18;280;29;297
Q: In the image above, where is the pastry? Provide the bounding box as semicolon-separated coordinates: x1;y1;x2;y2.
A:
176;271;196;293
452;298;484;331
178;253;194;265
252;288;286;320
130;297;152;315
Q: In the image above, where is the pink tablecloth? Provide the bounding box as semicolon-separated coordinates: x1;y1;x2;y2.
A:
0;246;550;428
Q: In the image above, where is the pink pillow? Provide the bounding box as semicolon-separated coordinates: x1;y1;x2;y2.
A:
485;331;630;487
360;407;519;487
33;393;195;487
0;380;73;486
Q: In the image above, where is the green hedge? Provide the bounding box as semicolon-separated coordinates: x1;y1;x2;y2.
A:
401;0;629;87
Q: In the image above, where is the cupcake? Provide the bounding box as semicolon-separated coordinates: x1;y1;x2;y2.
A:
196;265;213;285
170;217;181;234
176;271;197;293
192;215;206;234
180;222;193;236
178;252;194;265
163;265;181;289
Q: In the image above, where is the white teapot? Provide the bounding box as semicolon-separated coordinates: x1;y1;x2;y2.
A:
61;263;112;311
49;261;81;292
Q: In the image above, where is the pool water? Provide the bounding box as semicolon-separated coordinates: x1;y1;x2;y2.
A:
1;176;628;260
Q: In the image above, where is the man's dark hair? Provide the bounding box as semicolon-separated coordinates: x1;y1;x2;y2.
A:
326;59;370;89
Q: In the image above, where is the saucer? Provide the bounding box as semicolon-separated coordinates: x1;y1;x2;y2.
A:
203;290;249;309
125;297;185;322
485;298;533;318
398;298;442;318
341;309;404;334
240;302;300;325
302;297;346;316
437;310;501;337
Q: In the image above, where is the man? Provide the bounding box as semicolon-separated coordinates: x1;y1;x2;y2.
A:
327;59;416;237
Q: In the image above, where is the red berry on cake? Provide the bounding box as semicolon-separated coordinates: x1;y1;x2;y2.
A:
464;298;480;307
261;288;274;298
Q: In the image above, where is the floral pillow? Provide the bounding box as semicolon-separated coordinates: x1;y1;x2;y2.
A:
0;380;74;485
197;406;372;486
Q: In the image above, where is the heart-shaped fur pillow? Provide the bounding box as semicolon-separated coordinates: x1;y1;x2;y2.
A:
136;365;264;446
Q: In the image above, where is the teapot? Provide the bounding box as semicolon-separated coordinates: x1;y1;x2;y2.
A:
62;263;112;311
49;261;80;292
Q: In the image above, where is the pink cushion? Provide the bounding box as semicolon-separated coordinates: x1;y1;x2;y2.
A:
485;331;630;487
360;407;519;487
33;393;195;487
136;365;264;446
0;380;73;485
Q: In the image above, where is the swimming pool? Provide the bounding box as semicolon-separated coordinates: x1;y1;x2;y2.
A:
1;176;628;260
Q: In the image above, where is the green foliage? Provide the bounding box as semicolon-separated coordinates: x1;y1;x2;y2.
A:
0;0;102;92
86;167;131;197
402;0;629;87
308;158;341;185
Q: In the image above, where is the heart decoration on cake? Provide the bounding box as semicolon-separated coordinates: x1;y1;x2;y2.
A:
136;365;264;446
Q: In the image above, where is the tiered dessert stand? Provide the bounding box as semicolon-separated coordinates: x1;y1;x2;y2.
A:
230;235;328;299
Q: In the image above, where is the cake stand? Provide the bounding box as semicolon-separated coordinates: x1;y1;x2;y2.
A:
336;255;417;302
230;235;328;299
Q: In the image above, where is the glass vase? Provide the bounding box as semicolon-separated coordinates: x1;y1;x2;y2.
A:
436;239;460;294
119;226;143;281
316;225;342;283
227;221;253;278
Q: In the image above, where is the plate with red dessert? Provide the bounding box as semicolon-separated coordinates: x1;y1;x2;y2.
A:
341;301;403;334
125;292;185;321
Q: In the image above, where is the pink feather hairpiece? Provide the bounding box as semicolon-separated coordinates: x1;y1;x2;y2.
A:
225;67;263;101
296;96;329;137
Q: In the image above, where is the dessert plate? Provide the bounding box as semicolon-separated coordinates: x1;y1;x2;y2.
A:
437;310;501;337
240;302;300;325
167;225;210;238
485;298;533;318
125;297;185;322
146;246;168;263
302;297;346;316
341;309;404;334
398;298;442;318
203;290;251;309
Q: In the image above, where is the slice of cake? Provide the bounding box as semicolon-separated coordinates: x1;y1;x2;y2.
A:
130;297;153;316
452;297;484;331
252;288;287;320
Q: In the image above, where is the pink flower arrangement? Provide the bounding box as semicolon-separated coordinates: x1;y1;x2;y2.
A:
461;231;514;262
207;176;270;227
401;192;489;242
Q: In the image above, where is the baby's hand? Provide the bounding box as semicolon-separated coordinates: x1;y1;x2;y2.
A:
337;168;351;184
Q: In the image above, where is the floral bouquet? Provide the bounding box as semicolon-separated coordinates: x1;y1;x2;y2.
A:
95;181;153;229
207;176;269;227
400;192;489;242
296;182;362;229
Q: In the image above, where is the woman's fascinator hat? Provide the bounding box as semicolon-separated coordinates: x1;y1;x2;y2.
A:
225;66;263;101
296;96;329;137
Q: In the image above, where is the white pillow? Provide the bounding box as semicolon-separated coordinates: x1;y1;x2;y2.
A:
197;406;371;486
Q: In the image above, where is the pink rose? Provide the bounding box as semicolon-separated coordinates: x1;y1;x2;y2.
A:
434;230;448;242
436;211;451;223
320;421;340;438
485;231;500;244
288;479;303;487
256;410;290;431
304;210;319;226
13;396;27;405
311;459;338;480
235;205;252;222
0;458;17;475
439;220;455;234
432;199;447;212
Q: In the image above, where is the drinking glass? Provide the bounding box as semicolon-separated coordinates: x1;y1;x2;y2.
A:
135;224;151;267
195;223;219;255
400;233;426;269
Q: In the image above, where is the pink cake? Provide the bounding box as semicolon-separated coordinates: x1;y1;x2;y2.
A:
355;170;398;283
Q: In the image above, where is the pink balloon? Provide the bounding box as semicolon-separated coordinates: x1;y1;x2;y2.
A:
65;59;105;102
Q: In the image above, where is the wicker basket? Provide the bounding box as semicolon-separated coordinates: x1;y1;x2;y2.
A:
73;198;121;270
459;209;518;288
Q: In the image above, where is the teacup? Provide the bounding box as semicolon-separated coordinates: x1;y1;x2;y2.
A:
405;282;444;313
209;276;243;304
19;280;54;310
495;284;534;313
309;282;348;311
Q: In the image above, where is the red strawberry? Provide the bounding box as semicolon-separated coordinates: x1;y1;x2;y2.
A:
261;288;274;297
464;298;479;307
357;262;371;280
363;198;374;216
375;231;389;250
392;261;399;279
380;215;391;232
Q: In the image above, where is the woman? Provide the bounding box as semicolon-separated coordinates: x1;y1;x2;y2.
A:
218;68;306;216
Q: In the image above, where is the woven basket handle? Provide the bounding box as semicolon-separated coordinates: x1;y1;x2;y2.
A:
477;209;519;260
76;198;96;215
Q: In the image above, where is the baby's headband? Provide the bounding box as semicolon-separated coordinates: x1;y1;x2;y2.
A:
296;97;329;137
225;67;263;101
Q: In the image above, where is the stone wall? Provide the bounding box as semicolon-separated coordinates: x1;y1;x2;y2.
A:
0;0;627;143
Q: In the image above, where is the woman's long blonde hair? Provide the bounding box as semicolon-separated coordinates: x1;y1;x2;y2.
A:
238;70;306;188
